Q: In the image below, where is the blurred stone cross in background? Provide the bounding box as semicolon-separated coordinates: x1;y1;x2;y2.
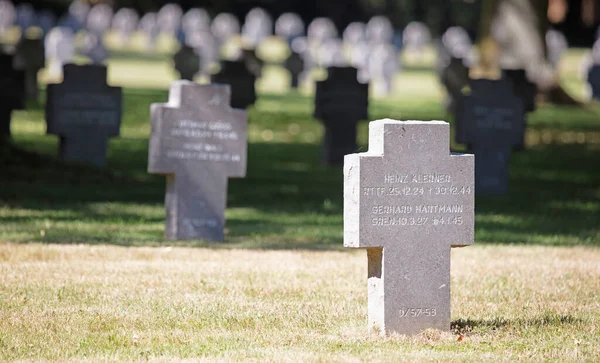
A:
314;66;368;166
148;82;247;241
0;53;25;137
458;79;524;195
344;119;474;336
45;64;122;167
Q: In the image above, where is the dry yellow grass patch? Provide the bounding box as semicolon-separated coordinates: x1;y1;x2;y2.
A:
0;243;598;361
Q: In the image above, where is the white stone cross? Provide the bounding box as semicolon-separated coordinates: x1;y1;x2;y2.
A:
344;119;474;335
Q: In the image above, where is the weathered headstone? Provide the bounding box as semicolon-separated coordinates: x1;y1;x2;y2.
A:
86;3;113;35
0;0;16;34
344;119;474;336
46;64;122;166
157;3;183;37
242;8;272;48
284;51;304;89
275;12;304;41
402;21;431;58
182;8;210;36
45;27;75;78
211;61;256;109
307;17;337;46
186;31;218;75
0;53;25;136
112;8;138;46
366;16;393;45
138;12;159;52
148;82;247;241
368;43;398;96
344;22;367;45
314;66;368;165
14;37;45;102
211;13;240;47
173;44;200;81
458;79;524;194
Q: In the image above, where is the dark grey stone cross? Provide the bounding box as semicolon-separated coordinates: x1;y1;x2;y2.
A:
149;81;247;241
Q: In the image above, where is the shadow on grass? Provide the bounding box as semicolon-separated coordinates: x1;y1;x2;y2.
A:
452;312;584;334
1;88;599;248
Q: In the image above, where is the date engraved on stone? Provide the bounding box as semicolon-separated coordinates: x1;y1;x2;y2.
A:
398;308;437;318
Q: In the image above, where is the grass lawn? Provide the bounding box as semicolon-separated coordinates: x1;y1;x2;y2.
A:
0;50;599;360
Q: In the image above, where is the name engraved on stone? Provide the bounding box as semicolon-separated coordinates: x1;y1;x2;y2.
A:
148;81;247;241
344;119;474;336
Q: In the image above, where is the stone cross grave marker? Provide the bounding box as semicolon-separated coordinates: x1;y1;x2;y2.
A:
344;119;474;336
211;60;257;109
0;53;25;137
275;12;304;41
314;66;368;165
284;50;304;89
46;64;122;166
148;82;247;241
458;79;524;195
14;37;45;103
173;44;200;81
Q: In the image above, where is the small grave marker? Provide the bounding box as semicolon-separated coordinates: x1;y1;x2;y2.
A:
148;82;247;241
173;44;200;81
314;66;368;165
14;37;45;102
458;79;524;194
211;60;256;109
0;53;25;136
344;119;474;336
45;64;122;166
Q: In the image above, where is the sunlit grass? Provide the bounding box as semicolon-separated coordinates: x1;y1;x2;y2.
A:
0;243;598;361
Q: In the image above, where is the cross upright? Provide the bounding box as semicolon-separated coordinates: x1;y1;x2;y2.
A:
46;64;122;166
344;119;474;336
149;81;247;241
459;78;524;195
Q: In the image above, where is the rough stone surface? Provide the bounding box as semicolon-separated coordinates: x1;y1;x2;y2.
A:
45;64;122;166
148;82;247;241
458;79;524;195
211;60;256;109
314;66;368;165
344;119;474;336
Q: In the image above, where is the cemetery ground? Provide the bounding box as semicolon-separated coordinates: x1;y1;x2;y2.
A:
1;51;599;360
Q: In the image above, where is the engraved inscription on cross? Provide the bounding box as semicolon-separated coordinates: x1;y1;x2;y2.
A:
344;119;474;336
46;64;122;166
148;81;247;241
459;79;524;195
